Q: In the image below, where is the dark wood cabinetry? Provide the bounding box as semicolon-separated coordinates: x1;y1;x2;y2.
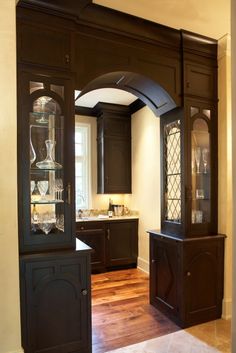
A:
18;23;71;70
94;103;131;194
106;220;138;268
149;231;225;328
76;219;138;272
20;240;92;353
76;221;106;271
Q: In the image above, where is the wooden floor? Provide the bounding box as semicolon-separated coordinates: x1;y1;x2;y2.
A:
91;268;180;353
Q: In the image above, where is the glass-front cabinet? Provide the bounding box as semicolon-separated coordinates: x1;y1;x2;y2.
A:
18;71;75;252
161;102;217;238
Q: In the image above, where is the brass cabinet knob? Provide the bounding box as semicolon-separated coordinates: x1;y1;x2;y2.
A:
187;271;191;277
151;259;157;264
80;226;84;230
81;289;88;296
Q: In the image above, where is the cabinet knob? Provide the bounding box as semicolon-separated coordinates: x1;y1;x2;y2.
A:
65;54;70;64
80;226;84;230
151;259;157;264
81;289;88;296
187;271;191;277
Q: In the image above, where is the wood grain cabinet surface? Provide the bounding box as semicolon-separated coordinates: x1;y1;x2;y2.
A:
149;231;225;328
20;244;92;353
76;219;138;272
94;103;132;194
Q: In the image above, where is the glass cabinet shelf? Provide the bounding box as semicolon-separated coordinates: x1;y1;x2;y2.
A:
31;200;64;205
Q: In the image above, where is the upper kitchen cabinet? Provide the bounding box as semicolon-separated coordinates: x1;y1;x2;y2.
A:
17;11;72;70
94;103;132;194
18;68;75;253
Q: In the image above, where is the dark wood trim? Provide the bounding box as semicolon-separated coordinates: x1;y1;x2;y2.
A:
75;98;146;117
75;105;95;117
129;99;146;114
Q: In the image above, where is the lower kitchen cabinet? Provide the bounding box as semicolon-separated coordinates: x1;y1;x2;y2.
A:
76;219;138;272
20;240;92;353
106;220;138;268
149;231;225;328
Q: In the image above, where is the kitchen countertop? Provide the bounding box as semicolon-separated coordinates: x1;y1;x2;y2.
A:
76;215;139;222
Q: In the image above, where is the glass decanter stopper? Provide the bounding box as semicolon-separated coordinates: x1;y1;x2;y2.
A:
36;139;62;169
36;96;49;124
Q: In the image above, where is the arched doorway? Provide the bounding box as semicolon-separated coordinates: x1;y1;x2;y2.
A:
74;71;179;352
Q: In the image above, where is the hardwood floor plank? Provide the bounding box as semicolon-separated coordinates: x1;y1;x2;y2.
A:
91;268;180;353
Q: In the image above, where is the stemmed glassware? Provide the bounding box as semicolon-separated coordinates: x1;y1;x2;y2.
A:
55;178;64;200
56;214;64;232
37;181;49;200
202;148;209;173
194;147;201;173
38;212;54;235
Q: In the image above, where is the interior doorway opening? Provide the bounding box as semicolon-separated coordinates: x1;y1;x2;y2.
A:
74;71;178;352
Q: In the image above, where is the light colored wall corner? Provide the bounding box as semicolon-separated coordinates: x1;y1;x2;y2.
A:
0;2;22;353
137;257;149;274
222;298;232;320
125;106;161;267
217;33;232;320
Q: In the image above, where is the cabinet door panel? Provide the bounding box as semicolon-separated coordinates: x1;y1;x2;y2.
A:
18;23;71;69
77;232;106;271
150;237;179;316
184;63;216;99
107;221;138;267
20;254;91;353
104;137;131;193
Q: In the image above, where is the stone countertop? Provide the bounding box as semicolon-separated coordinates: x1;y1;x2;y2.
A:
76;215;139;222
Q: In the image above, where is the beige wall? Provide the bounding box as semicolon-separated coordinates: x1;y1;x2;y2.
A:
231;0;236;349
0;2;22;353
218;34;232;319
93;0;230;39
125;106;161;272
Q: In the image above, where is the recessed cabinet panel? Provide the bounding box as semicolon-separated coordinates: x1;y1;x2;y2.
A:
150;236;179;317
104;137;131;194
18;23;71;69
185;63;216;99
106;221;138;267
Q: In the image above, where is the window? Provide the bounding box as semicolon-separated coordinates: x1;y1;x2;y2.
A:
75;123;90;210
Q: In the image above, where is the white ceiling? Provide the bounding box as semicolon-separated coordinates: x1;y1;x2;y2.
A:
93;0;230;39
75;88;137;108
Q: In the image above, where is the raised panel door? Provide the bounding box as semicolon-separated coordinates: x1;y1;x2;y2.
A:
17;22;71;69
150;236;179;318
104;137;131;193
20;253;91;353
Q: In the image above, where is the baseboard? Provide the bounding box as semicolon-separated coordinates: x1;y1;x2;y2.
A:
222;298;232;319
5;349;24;353
137;257;149;274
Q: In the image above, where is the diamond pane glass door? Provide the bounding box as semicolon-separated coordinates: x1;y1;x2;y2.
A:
191;115;210;224
29;82;65;238
164;120;182;223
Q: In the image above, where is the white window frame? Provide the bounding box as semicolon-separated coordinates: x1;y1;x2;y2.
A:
75;122;91;210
